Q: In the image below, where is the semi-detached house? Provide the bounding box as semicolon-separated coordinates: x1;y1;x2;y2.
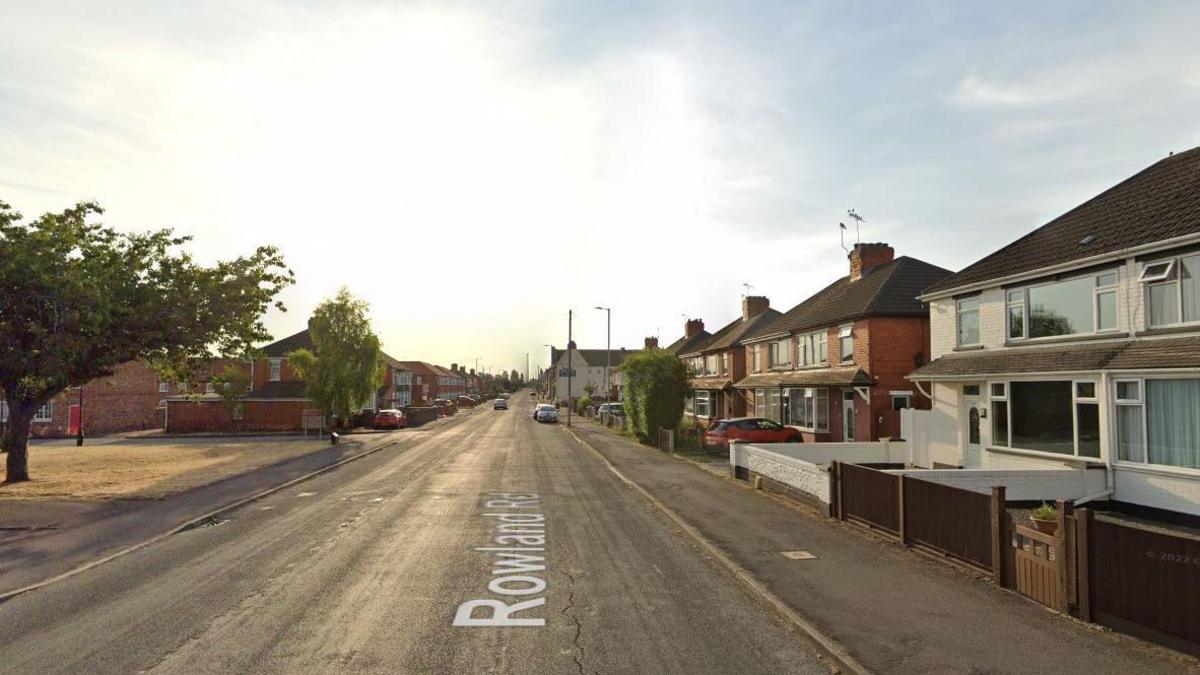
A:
679;296;781;422
908;147;1200;517
736;243;952;442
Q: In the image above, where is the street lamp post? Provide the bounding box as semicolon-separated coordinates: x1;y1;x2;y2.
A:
543;343;553;401
75;383;84;446
594;306;611;401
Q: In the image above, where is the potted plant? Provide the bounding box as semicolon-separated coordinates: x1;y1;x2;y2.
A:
1029;502;1058;535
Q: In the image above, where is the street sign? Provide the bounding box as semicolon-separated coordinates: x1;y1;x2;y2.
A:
558;368;576;377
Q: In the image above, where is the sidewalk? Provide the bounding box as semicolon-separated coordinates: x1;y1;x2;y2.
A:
572;424;1196;674
0;426;420;597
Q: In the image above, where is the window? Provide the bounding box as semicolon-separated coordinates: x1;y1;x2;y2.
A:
754;388;765;417
989;380;1099;458
764;388;783;422
799;330;828;366
269;359;282;382
704;354;718;375
788;388;828;430
891;394;912;411
1115;378;1200;469
694;390;713;417
1145;254;1200;328
159;381;170;393
768;339;791;368
34;401;53;422
838;324;854;362
752;345;762;372
956;297;980;346
1007;270;1121;339
721;353;729;375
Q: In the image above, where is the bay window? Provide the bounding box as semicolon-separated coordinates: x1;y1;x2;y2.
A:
1144;253;1200;328
704;354;718;375
988;380;1100;458
1006;270;1120;340
787;387;828;431
752;345;762;372
753;388;765;417
1115;378;1200;469
765;388;782;422
694;390;713;417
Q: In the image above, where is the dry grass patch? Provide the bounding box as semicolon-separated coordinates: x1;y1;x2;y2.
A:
0;439;332;500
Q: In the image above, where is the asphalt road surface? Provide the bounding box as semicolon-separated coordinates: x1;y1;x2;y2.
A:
0;392;828;674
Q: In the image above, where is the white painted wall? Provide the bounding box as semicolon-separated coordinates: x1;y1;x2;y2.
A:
738;440;908;466
886;467;1108;501
551;350;609;402
926;383;964;468
730;443;832;506
1114;466;1200;517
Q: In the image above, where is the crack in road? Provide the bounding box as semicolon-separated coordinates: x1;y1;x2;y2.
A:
561;572;599;675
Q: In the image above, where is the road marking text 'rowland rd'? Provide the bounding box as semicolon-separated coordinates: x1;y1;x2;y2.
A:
453;492;547;627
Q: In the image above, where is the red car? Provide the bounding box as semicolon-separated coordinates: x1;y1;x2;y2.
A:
703;417;801;451
373;409;407;430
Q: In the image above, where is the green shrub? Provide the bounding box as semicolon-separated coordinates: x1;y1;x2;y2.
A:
619;348;689;443
1030;502;1057;520
576;396;593;414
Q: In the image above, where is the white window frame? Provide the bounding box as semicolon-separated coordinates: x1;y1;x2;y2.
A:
752;345;762;372
754;388;765;417
34;401;53;422
838;324;854;362
1143;253;1200;329
694;390;713;418
891;393;912;410
956;297;981;347
986;379;1101;459
158;381;170;393
704;354;718;376
769;338;791;369
269;358;282;382
787;387;829;432
1112;376;1200;473
1006;269;1121;342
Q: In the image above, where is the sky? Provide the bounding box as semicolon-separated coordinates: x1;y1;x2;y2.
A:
3;1;1200;376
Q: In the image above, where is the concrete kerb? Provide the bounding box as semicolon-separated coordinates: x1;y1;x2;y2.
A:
565;426;870;675
0;435;403;604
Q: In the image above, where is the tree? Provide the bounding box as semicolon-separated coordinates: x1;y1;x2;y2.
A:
583;382;597;398
0;200;292;482
286;288;383;429
618;348;690;443
211;364;252;431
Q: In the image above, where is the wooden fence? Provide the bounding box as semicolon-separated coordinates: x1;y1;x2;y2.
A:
1077;508;1200;657
834;461;1005;576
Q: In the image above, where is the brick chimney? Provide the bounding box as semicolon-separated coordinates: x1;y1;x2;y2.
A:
742;296;769;321
469;368;475;376
685;319;705;338
451;363;458;372
849;243;895;281
645;336;659;349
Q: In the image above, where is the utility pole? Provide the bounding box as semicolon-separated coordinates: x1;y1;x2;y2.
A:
567;309;573;427
595;306;611;401
525;352;530;383
75;383;84;447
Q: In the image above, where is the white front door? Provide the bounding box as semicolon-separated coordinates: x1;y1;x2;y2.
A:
962;384;982;466
842;391;855;441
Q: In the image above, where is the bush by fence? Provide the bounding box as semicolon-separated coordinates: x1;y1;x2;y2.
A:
619;348;689;443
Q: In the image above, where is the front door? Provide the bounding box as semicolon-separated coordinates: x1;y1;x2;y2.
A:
842;391;855;441
963;384;982;462
68;404;81;436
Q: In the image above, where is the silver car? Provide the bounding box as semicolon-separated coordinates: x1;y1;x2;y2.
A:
534;403;559;423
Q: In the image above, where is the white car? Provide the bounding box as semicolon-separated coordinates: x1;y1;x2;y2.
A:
533;403;559;423
493;398;508;410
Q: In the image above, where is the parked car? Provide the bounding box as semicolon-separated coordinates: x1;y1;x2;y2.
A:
458;396;475;407
703;417;801;450
373;409;407;430
534;403;559;423
493;398;508;410
596;402;624;416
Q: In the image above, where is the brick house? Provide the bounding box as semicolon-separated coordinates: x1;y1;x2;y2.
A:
396;361;452;405
679;296;781;423
379;355;412;409
1;360;166;439
736;243;951;442
908;147;1200;516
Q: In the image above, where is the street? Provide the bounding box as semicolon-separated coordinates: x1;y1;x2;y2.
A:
0;392;828;674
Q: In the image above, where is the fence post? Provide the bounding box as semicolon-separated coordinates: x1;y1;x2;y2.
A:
990;485;1006;585
897;474;908;545
1074;507;1092;622
834;460;845;521
1057;500;1074;615
827;461;838;518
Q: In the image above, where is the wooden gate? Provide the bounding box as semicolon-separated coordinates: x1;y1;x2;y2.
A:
1012;524;1060;610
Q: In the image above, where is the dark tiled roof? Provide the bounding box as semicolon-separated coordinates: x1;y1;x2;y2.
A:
665;331;712;355
734;366;873;388
924;147;1200;296
394;361;439;375
681;309;784;356
380;352;409;371
261;328;314;357
747;257;953;341
248;381;310;399
549;347;638;368
908;336;1200;378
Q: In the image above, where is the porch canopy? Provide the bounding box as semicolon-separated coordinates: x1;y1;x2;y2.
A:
689;376;732;390
734;366;872;388
908;335;1200;380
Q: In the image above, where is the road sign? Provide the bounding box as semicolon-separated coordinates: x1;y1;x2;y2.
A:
558;368;576;377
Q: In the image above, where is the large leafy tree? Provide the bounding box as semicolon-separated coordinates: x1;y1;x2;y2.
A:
287;288;383;428
618;347;690;443
0;200;293;482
